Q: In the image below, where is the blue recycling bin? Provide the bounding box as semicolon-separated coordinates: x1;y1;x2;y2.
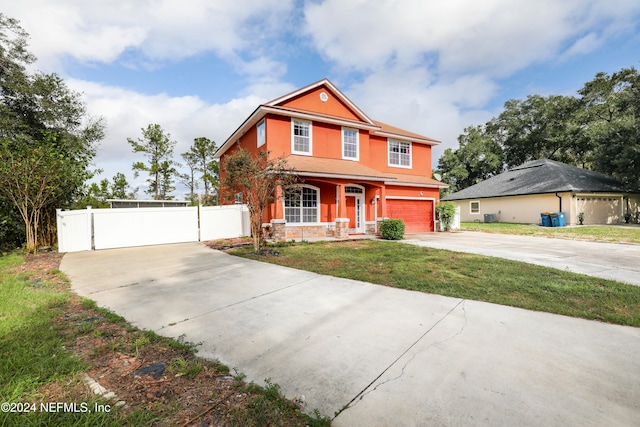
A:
541;213;552;227
549;212;566;227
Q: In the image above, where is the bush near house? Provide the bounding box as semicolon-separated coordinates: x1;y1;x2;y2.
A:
436;201;456;231
380;219;405;240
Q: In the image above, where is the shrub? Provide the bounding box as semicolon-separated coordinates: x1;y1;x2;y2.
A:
436;201;456;231
380;218;405;240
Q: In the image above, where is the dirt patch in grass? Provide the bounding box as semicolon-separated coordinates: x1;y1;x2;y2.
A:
203;237;254;250
12;252;326;426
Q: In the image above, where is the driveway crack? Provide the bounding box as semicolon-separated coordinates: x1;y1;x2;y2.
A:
157;276;319;330
334;299;467;419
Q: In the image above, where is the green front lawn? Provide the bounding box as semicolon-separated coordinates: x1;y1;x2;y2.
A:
461;222;640;244
230;240;640;326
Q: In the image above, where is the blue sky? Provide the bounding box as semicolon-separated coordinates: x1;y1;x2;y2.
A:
5;0;640;199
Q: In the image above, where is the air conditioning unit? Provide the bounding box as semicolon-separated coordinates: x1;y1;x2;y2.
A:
484;213;498;223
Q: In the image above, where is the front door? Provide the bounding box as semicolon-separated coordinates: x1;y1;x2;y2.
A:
345;186;364;234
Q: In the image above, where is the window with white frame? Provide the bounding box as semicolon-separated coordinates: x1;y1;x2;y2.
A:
342;127;359;160
284;186;319;223
470;201;480;214
388;140;411;168
257;119;265;147
292;119;312;155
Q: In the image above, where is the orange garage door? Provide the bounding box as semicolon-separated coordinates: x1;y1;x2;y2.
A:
387;199;434;233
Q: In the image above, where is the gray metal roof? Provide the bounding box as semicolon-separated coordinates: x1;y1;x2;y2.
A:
442;159;627;201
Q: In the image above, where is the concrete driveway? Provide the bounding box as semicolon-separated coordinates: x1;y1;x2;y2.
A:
61;242;640;426
405;231;640;286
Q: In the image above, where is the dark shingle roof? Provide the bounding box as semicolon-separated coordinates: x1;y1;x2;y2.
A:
442;159;627;201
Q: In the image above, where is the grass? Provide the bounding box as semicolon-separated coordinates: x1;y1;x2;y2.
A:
460;222;640;244
0;253;330;426
230;240;640;326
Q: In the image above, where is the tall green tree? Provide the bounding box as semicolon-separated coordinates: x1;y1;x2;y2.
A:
182;137;219;204
0;14;104;251
179;150;199;205
577;67;640;189
486;94;582;168
435;125;504;194
128;124;177;200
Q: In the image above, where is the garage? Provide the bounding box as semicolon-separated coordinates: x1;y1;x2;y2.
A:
387;198;434;233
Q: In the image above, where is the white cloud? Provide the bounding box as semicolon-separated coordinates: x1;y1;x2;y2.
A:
69;79;265;197
304;0;640;76
4;0;295;70
346;66;496;156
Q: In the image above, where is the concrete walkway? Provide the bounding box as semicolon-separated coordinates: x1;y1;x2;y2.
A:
60;243;640;426
404;231;640;286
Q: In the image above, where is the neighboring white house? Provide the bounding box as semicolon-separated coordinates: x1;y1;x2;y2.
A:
442;159;640;226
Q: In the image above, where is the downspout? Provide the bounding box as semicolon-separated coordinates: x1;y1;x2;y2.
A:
555;193;562;212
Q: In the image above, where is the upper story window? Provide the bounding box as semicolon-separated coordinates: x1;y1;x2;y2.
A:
284;185;319;223
342;127;359;160
257;119;265;147
388;140;412;168
292;119;312;155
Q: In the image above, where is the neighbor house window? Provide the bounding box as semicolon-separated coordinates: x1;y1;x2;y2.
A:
257;119;265;147
292;119;312;155
284;185;319;223
342;127;359;160
388;140;411;168
470;201;480;214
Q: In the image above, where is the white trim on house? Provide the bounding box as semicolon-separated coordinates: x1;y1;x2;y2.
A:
384;181;448;188
265;78;377;126
385;196;434;201
291;118;313;156
342;127;359;161
257;118;266;147
388;139;412;169
283;184;320;224
470;200;480;214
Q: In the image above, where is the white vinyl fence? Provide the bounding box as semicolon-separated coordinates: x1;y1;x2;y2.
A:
57;204;249;252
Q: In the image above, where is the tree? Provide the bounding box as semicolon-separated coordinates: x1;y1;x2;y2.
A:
577;67;640;189
435;125;504;194
182;137;219;205
128;124;177;200
179;150;199;205
486;94;583;168
222;148;296;253
0;14;104;251
74;172;135;208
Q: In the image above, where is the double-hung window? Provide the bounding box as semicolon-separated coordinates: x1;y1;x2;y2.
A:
292;119;312;155
470;201;480;214
257;119;265;147
284;186;319;223
388;140;411;168
342;127;359;160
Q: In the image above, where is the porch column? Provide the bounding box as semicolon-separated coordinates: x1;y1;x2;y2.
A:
274;185;284;219
335;183;349;238
336;184;347;219
380;186;387;218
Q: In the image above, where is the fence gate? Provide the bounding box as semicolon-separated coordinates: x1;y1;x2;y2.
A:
56;204;249;252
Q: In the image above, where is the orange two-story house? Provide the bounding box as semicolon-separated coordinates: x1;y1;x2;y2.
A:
214;79;446;240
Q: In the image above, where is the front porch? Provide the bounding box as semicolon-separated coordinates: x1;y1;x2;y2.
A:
266;178;389;242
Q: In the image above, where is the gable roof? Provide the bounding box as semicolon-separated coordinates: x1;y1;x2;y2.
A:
214;79;439;158
442;159;627;201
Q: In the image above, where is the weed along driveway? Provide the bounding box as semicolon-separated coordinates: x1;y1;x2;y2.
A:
61;242;640;426
404;231;640;286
